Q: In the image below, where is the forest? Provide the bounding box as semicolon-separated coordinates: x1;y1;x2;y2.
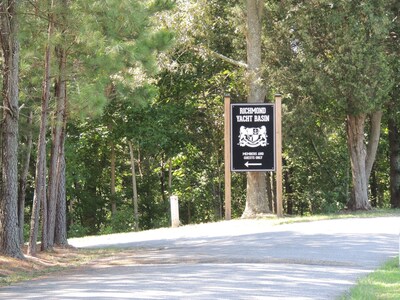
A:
0;0;398;258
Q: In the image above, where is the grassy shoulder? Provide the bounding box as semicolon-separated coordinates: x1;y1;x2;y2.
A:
341;257;400;300
273;208;400;225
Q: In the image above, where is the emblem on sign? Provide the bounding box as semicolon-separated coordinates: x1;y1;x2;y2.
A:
238;126;268;148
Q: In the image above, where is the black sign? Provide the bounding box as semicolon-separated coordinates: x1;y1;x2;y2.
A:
231;103;275;172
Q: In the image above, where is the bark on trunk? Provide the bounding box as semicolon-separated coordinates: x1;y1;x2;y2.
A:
346;114;371;210
365;111;382;180
243;0;270;218
266;172;273;213
0;0;24;258
54;45;68;246
18;111;33;245
160;158;167;203
243;172;269;218
389;116;400;208
46;120;59;247
284;166;294;215
47;100;62;247
28;3;54;255
48;42;68;247
128;141;139;231
105;84;117;216
110;140;117;215
370;167;378;207
246;0;265;102
54;152;68;245
53;0;69;245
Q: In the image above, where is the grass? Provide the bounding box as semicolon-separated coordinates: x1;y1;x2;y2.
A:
250;208;400;226
276;208;400;223
341;257;400;300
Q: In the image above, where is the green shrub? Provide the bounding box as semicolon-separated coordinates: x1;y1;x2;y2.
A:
99;208;137;235
68;223;90;238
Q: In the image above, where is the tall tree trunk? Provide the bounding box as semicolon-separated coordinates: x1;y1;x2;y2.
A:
54;42;68;246
168;158;172;195
346;114;370;210
284;166;293;215
365;111;382;180
160;157;167;203
47;99;61;247
47;115;60;247
110;140;117;215
105;84;117;216
389;116;400;208
266;172;273;212
28;1;54;255
47;42;68;247
346;111;382;210
18;111;33;245
128;141;139;231
0;0;23;258
242;0;269;218
370;167;378;207
54;151;67;245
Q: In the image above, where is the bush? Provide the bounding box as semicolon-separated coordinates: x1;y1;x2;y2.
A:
68;223;90;238
99;208;137;235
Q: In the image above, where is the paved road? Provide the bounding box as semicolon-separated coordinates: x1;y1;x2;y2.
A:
1;217;399;299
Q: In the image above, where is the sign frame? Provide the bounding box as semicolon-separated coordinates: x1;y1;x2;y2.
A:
230;103;276;172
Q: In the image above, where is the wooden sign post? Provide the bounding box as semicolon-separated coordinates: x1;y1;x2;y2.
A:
275;94;283;218
224;94;232;220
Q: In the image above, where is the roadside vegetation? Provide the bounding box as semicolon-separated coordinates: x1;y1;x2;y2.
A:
341;257;400;300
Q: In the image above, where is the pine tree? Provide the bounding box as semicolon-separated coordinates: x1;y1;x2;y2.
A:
0;0;24;258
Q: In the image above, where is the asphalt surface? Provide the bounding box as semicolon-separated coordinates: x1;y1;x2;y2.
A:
1;217;399;299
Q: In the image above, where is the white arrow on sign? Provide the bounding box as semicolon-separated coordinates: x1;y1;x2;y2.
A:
245;161;262;168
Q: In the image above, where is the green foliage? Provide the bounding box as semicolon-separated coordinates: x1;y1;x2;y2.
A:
282;93;351;214
265;0;395;212
285;0;393;115
99;207;138;234
65;0;175;121
341;257;400;299
68;223;91;238
23;223;31;243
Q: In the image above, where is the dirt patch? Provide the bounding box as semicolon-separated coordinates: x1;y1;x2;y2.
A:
0;246;131;286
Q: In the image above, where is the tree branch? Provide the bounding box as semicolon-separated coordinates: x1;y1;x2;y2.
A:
193;45;248;69
365;110;383;179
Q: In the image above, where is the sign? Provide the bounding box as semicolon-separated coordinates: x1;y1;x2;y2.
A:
231;103;275;172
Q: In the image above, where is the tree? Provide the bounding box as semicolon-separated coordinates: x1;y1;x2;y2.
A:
285;1;392;210
242;0;270;217
62;0;175;233
0;0;24;258
49;0;69;247
28;0;54;255
128;141;139;231
18;111;33;245
53;29;69;246
387;1;400;208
